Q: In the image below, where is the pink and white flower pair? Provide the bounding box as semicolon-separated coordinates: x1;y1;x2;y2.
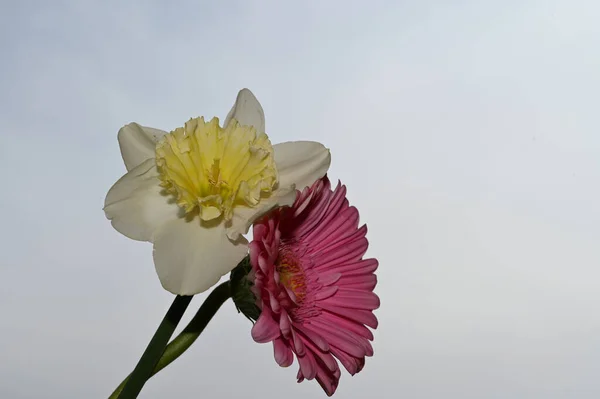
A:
104;89;379;395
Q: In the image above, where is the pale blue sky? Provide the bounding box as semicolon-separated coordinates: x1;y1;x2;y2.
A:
1;1;599;398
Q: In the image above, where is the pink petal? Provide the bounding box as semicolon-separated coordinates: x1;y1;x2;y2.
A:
301;337;338;373
310;207;360;249
320;311;375;340
313;237;369;270
317;272;342;286
318;258;379;276
307;320;366;358
291;329;306;356
329;345;365;375
321;288;380;310
319;303;379;329
273;338;294;367
314;286;338;301
251;307;280;343
279;312;292;338
337;273;378;291
294;323;330;352
297;351;317;380
313;223;367;256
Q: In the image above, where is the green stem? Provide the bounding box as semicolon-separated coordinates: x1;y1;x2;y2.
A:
115;294;193;399
109;282;231;399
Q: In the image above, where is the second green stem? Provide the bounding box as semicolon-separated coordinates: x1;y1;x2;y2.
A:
109;281;231;399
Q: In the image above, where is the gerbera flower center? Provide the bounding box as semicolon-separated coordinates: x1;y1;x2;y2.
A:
155;116;278;221
276;250;307;303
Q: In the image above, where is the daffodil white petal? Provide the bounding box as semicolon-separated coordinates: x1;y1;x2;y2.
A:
273;141;331;190
118;123;168;171
153;218;249;295
104;158;181;242
224;88;265;133
227;187;297;240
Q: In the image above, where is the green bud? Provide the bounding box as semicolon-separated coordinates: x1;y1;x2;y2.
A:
230;256;260;322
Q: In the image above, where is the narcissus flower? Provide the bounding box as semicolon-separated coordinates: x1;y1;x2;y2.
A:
249;177;379;396
104;89;330;295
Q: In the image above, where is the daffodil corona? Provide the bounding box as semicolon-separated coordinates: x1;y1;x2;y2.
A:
155;117;278;222
104;89;331;295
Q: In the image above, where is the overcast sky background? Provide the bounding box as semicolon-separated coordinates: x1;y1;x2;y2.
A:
1;1;599;398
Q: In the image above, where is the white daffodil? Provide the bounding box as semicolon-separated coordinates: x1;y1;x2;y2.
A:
104;89;330;295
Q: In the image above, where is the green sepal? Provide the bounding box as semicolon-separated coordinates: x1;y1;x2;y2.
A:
230;256;260;322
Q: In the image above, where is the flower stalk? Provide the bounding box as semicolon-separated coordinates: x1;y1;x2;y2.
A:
112;295;193;399
109;281;231;399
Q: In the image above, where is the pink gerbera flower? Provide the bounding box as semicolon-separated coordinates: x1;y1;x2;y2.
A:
249;176;379;396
